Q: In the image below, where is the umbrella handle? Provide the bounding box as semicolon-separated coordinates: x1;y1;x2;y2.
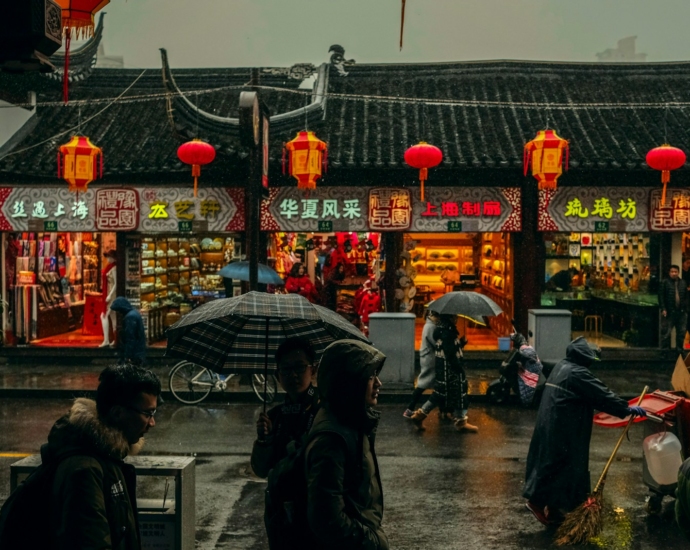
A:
593;386;648;493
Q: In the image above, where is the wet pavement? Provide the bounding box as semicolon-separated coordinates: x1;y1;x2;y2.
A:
0;398;687;549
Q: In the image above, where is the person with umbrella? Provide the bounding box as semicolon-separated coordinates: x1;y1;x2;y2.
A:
523;336;646;526
410;314;478;433
403;309;439;418
251;338;320;478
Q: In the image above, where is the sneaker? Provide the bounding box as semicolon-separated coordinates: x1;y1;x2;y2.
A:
410;409;428;430
525;501;550;526
403;409;415;419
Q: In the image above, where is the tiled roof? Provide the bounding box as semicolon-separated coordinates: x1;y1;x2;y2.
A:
3;54;690;182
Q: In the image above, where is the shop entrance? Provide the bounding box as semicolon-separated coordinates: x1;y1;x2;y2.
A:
406;232;514;351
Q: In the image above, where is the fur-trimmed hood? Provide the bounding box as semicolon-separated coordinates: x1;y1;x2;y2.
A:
41;398;143;464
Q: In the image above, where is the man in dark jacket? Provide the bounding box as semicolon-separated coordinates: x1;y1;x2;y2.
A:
251;338;320;478
45;364;161;550
111;297;147;365
676;457;690;541
659;265;688;351
305;340;388;550
523;337;645;526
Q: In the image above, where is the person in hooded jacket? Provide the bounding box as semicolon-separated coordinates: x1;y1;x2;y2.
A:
304;339;388;550
676;457;690;541
410;314;478;433
523;336;646;526
403;309;439;418
110;297;147;366
44;364;161;550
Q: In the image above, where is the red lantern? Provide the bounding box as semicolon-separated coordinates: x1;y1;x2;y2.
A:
177;139;216;197
56;0;110;103
283;131;328;190
523;129;569;190
404;142;443;201
57;135;103;193
646;144;686;206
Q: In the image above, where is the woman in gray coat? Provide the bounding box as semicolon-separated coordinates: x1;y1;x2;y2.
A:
403;310;439;418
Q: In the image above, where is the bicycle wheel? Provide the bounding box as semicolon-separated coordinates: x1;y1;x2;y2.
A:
169;361;214;405
252;373;278;404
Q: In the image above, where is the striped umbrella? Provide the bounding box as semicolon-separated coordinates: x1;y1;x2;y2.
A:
166;292;368;406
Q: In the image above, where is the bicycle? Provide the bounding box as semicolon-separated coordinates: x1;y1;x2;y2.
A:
168;360;278;405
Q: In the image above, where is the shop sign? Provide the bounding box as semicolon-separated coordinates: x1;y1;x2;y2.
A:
648;188;690;231
178;221;193;232
368;188;412;231
0;188;99;231
95;189;139;230
538;187;650;232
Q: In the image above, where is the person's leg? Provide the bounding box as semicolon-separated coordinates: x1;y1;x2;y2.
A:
661;313;672;349
404;387;425;417
411;392;440;430
455;373;478;433
677;312;688;351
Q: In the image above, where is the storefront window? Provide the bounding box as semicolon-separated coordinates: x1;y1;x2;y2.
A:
541;232;658;348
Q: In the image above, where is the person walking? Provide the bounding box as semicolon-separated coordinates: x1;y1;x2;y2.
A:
523;336;646;527
660;264;688;351
110;297;147;366
251;338;320;478
46;364;160;549
304;340;388;550
403;310;439;418
410;314;478;433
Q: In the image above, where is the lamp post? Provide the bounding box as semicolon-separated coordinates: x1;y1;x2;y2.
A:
239;91;270;291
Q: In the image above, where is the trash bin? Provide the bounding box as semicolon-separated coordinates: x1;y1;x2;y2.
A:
368;312;416;384
11;455;195;550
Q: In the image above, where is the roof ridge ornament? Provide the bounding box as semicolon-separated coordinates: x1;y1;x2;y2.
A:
261;63;316;81
329;45;355;77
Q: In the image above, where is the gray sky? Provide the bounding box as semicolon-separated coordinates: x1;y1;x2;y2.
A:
95;0;690;68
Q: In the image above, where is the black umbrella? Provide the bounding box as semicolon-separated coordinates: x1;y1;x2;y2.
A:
427;291;503;325
165;292;369;410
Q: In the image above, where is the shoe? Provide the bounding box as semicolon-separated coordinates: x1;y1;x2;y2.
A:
98;341;110;348
403;409;415;419
525;501;550;527
544;506;565;526
454;416;479;433
109;342;116;348
410;409;427;430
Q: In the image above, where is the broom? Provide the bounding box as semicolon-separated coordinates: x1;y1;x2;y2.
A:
554;385;648;546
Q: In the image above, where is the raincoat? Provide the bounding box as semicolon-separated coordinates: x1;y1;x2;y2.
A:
676;457;690;541
417;316;437;390
432;319;467;414
305;340;388;550
110;297;146;365
44;398;143;550
523;337;630;512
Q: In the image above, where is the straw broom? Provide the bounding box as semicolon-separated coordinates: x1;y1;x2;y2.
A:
554;386;648;546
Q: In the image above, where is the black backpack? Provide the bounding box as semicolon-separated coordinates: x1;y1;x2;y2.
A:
264;427;359;550
0;451;104;549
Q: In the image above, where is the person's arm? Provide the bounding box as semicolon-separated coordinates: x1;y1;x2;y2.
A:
570;366;631;418
54;461;113;550
306;435;384;550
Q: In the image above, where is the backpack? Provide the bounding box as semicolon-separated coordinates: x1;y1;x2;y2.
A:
264;427;359;550
0;451;104;549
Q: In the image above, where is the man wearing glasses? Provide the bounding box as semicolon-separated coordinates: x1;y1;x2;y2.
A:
42;364;161;550
251;338;320;478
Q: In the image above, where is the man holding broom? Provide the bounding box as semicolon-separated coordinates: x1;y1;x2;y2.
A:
523;336;646;526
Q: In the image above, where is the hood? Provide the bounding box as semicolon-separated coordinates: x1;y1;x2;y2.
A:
110;297;134;313
317;340;386;428
41;398;143;464
565;336;599;367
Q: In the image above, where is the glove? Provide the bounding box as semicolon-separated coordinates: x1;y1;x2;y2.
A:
628;406;647;418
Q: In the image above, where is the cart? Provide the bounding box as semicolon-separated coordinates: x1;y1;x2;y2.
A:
594;390;690;515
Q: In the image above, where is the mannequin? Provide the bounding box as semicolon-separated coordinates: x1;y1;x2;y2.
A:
99;250;117;348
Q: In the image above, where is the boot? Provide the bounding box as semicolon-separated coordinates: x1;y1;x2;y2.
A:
410;409;428;431
454;416;479;433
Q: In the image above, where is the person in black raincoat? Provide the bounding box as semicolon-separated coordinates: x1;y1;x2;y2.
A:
410;314;478;433
523;336;646;526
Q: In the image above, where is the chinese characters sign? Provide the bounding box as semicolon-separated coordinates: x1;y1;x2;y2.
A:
96;189;139;230
649;189;690;231
368;189;412;231
538;187;650;232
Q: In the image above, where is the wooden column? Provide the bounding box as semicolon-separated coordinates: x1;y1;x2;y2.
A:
512;182;543;334
383;232;404;312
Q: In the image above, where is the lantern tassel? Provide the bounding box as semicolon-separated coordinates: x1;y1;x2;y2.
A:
192;164;201;197
661;170;671;206
420;167;428;202
565;144;570;171
63;28;71;104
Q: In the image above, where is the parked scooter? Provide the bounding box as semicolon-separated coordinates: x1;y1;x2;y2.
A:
487;331;554;406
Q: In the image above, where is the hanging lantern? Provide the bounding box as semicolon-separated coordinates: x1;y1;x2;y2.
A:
177;139;216;197
283;131;328;190
646;144;686;206
523;129;569;190
56;1;110;103
404;142;443;201
57;135;103;193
